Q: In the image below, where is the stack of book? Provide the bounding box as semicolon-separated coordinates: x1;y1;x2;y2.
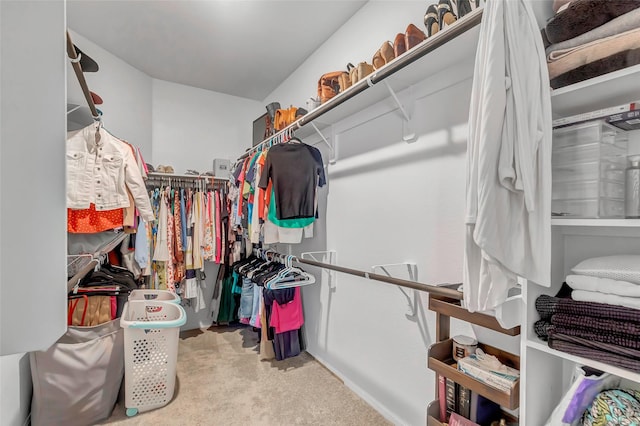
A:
438;376;502;424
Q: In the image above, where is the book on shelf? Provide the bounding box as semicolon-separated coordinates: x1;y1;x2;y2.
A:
470;392;502;424
458;385;471;419
552;101;638;129
445;377;458;420
438;376;447;422
449;413;480;426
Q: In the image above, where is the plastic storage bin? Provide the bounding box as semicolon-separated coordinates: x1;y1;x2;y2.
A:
553;120;626;150
552;179;625;200
552;160;626;183
120;300;186;416
552;141;627;166
129;289;181;304
552;198;625;218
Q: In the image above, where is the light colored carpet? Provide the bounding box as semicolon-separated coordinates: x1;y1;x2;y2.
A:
102;325;391;426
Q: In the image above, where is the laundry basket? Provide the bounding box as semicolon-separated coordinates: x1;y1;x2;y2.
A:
129;289;181;304
120;300;186;416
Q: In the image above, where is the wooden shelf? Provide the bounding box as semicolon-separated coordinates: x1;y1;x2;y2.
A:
526;337;640;383
426;400;519;426
428;339;520;410
551;64;640;117
429;295;521;336
551;218;640;227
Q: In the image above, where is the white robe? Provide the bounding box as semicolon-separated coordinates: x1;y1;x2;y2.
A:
464;0;552;312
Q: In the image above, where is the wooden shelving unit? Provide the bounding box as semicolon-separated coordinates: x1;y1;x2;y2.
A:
429;296;521;336
426;400;519;426
428;292;521;424
428;339;520;410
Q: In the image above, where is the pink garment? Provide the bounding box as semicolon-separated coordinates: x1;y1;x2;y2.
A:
269;287;304;334
215;190;222;264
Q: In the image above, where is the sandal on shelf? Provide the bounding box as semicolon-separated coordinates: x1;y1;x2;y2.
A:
438;0;457;30
405;23;426;50
424;4;440;37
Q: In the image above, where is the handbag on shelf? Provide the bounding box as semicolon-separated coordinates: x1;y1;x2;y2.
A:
350;61;374;86
274;107;298;131
317;70;349;104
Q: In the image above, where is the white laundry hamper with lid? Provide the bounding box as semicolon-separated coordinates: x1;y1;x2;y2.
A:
120;300;186;416
128;288;181;304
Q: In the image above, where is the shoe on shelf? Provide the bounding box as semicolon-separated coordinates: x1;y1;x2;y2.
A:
405;23;426;50
438;0;457;30
424;4;440;37
393;32;407;57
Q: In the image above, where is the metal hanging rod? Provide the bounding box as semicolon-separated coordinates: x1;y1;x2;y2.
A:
256;249;463;300
239;125;295;160
66;31;100;120
146;172;228;181
237;8;483;163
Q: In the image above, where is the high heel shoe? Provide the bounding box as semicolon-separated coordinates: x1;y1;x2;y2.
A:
424;4;440;37
438;0;457;30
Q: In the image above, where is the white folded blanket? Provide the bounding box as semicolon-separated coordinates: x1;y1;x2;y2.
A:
572;290;640;310
567;274;640;297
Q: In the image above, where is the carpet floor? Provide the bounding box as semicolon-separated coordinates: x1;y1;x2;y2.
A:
102;325;390;426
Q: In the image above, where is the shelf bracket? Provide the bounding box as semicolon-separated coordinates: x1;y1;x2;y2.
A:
371;262;419;317
301;250;338;289
310;122;336;163
383;80;417;143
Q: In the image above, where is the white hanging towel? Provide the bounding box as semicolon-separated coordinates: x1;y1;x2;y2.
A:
464;0;552;312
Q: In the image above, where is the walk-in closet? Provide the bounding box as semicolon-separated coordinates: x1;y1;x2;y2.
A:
1;1;640;425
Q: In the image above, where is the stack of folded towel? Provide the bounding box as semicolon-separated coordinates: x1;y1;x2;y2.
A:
534;255;640;372
542;0;640;89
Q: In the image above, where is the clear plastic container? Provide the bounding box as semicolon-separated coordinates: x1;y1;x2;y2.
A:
552;160;626;183
552;141;627;166
552;198;625;218
553;120;627;150
552;179;625;200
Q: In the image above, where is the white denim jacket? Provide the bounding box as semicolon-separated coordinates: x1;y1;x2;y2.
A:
67;124;155;222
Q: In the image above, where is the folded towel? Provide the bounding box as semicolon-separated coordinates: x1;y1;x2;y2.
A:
551;48;640;89
535;294;640;323
534;319;552;339
573;289;640;310
548;333;640;372
567;274;640;297
542;323;640;350
548;27;640;79
551;312;640;337
546;7;640;59
545;0;640;45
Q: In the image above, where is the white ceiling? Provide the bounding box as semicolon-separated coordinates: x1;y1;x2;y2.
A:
67;0;367;101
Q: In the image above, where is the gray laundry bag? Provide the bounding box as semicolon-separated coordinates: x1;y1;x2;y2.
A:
30;319;124;426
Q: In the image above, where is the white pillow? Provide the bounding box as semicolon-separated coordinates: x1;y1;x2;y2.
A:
572;255;640;284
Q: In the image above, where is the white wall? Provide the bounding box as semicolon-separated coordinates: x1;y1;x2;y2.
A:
151;79;263;173
67;30;153;159
1;1;67;424
264;2;518;425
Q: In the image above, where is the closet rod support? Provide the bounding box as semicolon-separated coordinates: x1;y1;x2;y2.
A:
310;122;334;155
383;80;411;122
